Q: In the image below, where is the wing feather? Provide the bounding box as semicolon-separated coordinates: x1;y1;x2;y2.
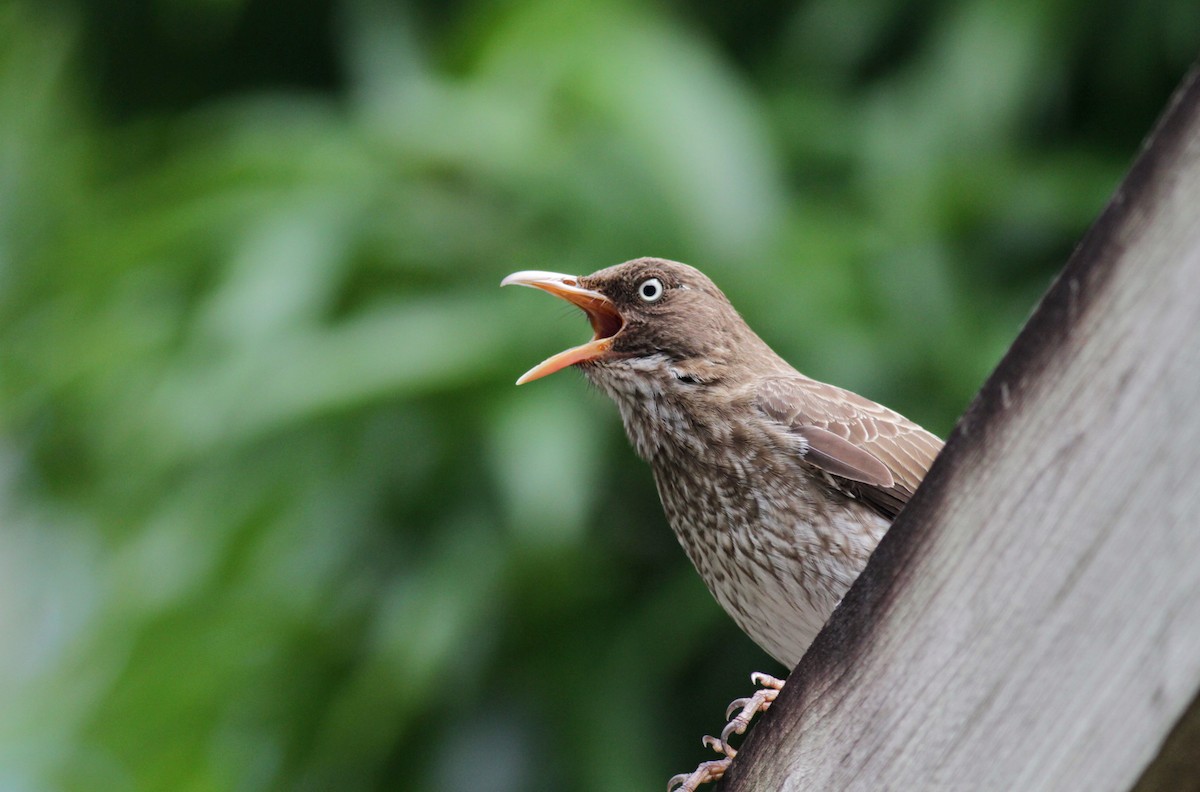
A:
755;376;944;520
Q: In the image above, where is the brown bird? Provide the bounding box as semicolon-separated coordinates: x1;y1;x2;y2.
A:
502;258;943;790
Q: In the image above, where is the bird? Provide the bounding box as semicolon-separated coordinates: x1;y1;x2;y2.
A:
501;258;943;790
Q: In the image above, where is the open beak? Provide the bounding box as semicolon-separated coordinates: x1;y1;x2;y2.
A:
501;270;623;384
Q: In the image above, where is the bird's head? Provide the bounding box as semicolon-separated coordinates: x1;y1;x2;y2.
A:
502;257;771;390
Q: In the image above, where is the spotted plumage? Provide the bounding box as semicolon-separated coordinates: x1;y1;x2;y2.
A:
503;258;944;788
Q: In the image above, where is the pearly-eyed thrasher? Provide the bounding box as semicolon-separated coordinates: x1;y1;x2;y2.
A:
502;258;943;790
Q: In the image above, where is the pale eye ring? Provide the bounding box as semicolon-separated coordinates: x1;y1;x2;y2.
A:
638;277;665;302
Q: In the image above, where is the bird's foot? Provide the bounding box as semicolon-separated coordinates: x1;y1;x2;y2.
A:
666;673;785;791
667;754;731;792
718;672;785;755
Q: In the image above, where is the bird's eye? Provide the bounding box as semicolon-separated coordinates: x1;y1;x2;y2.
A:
638;277;665;303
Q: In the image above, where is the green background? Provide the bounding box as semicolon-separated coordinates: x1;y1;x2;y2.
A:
1;1;1195;790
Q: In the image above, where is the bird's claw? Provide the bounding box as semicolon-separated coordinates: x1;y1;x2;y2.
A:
701;734;735;758
667;758;731;792
750;671;785;689
718;672;785;755
724;696;752;721
667;672;786;790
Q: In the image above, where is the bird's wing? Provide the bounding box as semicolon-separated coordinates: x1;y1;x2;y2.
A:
755;376;944;520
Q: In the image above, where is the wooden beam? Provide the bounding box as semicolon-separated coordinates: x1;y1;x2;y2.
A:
718;63;1200;792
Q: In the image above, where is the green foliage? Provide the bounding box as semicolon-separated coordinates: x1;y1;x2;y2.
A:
0;0;1194;789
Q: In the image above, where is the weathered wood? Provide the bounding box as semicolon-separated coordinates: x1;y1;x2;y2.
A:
718;63;1200;792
